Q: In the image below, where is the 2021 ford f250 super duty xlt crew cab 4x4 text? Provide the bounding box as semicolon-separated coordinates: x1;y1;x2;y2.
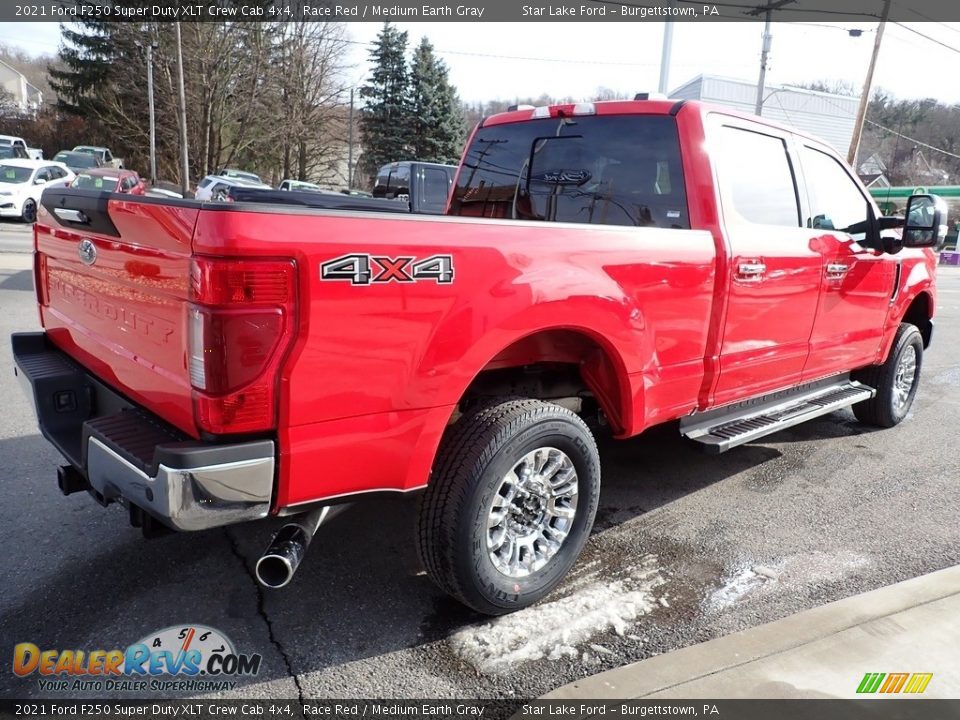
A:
12;99;947;615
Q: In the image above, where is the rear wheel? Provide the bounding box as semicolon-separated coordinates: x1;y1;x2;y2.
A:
21;198;37;223
417;399;600;615
853;323;923;428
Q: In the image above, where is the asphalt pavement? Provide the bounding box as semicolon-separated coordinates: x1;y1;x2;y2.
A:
0;220;33;254
1;250;959;702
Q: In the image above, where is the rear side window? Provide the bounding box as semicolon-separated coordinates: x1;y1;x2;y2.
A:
421;167;451;212
450;115;689;229
714;125;800;227
199;177;214;188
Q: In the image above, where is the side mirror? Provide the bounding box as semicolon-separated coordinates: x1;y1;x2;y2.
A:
34;178;46;185
903;194;948;248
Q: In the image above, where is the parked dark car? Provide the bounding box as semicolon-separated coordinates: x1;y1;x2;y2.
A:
53;151;103;173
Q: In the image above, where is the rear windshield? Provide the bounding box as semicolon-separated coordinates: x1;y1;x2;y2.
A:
373;163;411;200
449;115;689;229
56;152;98;167
0;165;31;183
74;174;119;190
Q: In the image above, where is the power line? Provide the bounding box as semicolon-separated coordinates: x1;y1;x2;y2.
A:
891;22;960;56
814;93;960;162
887;2;960;36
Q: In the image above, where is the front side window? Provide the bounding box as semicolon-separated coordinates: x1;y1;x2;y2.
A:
800;146;868;235
714;124;800;227
450;115;689;229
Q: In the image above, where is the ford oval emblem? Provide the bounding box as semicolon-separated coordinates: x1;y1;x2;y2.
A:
78;239;97;266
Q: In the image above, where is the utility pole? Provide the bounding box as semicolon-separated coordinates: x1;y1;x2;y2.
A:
749;0;794;116
347;88;355;190
658;9;674;94
146;43;157;185
174;22;190;196
847;0;891;166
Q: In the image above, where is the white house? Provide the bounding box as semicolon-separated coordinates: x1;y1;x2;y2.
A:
0;59;43;114
670;74;860;154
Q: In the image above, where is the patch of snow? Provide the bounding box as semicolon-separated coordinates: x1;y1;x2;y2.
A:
449;554;665;673
706;551;873;613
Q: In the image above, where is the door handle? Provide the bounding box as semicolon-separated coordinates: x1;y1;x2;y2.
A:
826;263;849;277
737;262;766;278
53;208;88;224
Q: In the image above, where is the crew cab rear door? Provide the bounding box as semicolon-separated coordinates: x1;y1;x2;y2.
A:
794;142;894;379
708;115;822;405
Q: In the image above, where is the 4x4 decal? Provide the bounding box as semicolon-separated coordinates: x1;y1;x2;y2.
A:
321;253;454;285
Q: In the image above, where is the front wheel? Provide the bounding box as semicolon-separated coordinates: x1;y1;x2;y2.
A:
853;323;924;428
21;198;37;223
417;399;600;615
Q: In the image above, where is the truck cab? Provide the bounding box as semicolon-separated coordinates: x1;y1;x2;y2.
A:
372;161;457;214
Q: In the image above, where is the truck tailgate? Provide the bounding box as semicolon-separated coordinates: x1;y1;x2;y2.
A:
36;191;200;435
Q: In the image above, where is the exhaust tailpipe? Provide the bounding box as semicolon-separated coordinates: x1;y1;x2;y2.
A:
255;505;348;589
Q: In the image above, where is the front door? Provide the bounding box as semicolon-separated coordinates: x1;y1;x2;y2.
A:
796;143;894;380
708;117;823;407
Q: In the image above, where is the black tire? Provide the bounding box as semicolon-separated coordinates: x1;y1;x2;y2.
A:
417;398;600;615
853;323;923;428
21;198;37;224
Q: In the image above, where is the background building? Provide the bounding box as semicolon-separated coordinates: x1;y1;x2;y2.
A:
670;74;859;154
0;58;42;115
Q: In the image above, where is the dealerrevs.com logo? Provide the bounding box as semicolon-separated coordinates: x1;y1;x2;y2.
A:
13;624;262;693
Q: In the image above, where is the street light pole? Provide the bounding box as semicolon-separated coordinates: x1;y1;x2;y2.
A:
347;87;354;190
658;9;674;94
146;43;157;185
174;22;190;196
847;0;891;166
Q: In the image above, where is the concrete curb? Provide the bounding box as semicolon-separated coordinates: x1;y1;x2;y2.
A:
545;565;960;699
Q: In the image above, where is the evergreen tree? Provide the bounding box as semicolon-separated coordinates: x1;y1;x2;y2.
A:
358;23;411;182
408;38;466;164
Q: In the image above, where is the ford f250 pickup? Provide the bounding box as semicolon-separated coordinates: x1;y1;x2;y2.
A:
12;99;947;615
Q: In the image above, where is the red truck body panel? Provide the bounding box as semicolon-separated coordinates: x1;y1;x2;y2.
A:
29;99;938;512
190;209;717;506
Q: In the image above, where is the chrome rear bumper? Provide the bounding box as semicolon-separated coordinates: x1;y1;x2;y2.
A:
86;437;274;531
12;331;276;532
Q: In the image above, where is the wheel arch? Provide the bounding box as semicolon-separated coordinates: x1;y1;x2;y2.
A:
450;325;637;436
902;290;933;348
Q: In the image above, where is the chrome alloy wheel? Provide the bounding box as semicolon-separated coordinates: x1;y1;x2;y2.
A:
486;446;579;578
894;345;918;411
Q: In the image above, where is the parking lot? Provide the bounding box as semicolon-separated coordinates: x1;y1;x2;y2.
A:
2;223;959;700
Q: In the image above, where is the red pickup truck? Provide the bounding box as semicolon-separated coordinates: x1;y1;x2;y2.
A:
13;99;946;615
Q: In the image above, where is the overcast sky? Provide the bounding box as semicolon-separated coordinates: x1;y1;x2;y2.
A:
2;21;958;104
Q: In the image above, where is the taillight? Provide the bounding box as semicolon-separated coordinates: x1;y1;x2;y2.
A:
188;256;297;435
34;252;48;306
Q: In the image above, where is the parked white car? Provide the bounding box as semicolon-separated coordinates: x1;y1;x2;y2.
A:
0;135;43;161
279;179;327;192
218;168;262;184
72;145;123;169
0;159;75;223
195;174;270;202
